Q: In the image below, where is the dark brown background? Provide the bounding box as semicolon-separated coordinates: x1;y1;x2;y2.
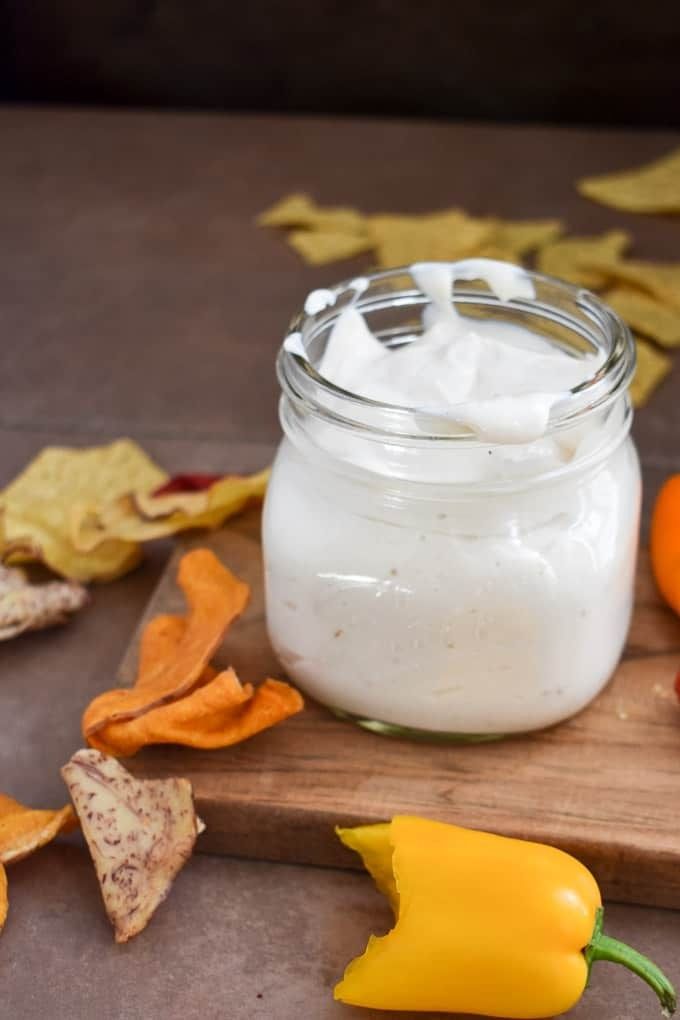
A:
1;107;679;1019
3;1;680;126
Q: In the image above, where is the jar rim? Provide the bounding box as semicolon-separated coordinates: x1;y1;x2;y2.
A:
277;260;635;445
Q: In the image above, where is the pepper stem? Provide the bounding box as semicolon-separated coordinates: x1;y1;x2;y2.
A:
585;907;676;1017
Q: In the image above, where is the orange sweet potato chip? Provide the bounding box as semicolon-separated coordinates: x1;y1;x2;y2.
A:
88;671;302;756
82;550;249;735
0;794;77;865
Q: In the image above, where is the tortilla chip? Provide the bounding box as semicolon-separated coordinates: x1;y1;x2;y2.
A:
82;549;249;735
72;469;269;551
605;288;680;347
287;230;373;265
581;259;680;312
0;440;167;582
62;749;204;943
485;217;563;256
0;795;77;865
0;865;6;933
578;147;680;213
536;230;631;289
630;338;672;408
257;193;366;234
368;210;495;269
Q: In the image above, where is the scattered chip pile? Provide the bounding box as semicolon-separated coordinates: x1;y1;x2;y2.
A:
0;754;206;944
257;193;562;269
258;169;680;407
0;439;269;586
82;548;303;756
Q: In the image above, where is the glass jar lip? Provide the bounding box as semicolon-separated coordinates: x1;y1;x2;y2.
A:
277;260;635;444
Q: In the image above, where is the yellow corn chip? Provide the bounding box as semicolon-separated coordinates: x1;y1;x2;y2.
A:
605;288;680;347
72;469;269;551
581;259;680;312
485;218;564;256
368;210;495;269
536;230;631;289
630;338;672;408
257;193;366;234
0;795;78;865
1;440;167;582
578;147;680;213
287;230;373;266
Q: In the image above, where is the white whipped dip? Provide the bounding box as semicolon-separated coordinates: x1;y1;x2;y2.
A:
264;261;640;735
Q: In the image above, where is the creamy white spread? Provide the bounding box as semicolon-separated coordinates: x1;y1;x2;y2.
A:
264;261;640;735
317;260;597;445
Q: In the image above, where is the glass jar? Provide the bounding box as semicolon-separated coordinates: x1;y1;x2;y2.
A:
262;265;640;739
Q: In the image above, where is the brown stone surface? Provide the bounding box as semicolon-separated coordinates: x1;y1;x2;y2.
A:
0;107;679;1018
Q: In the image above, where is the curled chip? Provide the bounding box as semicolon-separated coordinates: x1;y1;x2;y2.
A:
82;549;250;735
0;439;167;582
630;338;672;408
83;554;303;756
89;672;303;756
578;147;680;213
0;566;88;641
605;289;680;348
287;230;373;266
0;792;77;935
62;749;204;943
257;192;367;234
0;794;77;864
536;230;631;289
367;210;495;269
71;469;269;550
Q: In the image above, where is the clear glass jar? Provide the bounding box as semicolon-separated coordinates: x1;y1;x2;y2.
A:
262;265;640;739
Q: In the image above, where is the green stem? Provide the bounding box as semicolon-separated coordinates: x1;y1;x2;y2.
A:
584;907;676;1016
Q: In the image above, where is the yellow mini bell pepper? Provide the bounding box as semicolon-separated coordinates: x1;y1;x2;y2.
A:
336;817;676;1018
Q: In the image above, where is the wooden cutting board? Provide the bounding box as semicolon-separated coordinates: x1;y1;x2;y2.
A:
119;508;680;909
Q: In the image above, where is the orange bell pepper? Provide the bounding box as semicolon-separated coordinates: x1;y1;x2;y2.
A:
336;817;676;1018
651;474;680;615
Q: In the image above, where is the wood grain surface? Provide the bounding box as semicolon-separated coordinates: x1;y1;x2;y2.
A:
119;507;680;909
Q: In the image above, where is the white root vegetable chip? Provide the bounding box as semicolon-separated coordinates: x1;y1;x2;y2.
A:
61;749;205;943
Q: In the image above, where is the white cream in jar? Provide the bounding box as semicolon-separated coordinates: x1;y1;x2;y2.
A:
263;261;640;737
